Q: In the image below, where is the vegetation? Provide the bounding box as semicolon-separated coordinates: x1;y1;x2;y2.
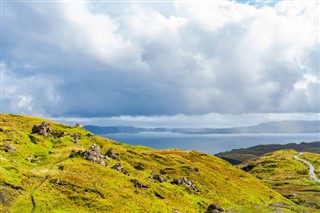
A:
0;114;316;212
240;150;320;211
216;142;320;165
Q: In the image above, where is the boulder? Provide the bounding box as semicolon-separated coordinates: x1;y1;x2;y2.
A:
111;163;129;175
31;122;52;136
171;177;199;192
205;203;225;213
81;144;107;166
3;144;16;152
150;173;165;183
105;147;120;161
26;156;33;161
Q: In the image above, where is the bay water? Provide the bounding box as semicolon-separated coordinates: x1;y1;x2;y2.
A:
101;132;320;155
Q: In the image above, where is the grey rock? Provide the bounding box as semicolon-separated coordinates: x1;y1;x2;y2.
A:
171;177;199;192
71;133;81;143
31;122;52;136
130;179;149;188
111;163;129;175
105;147;120;161
26;156;33;161
81;144;107;166
3;144;16;152
151;173;165;183
205;203;225;213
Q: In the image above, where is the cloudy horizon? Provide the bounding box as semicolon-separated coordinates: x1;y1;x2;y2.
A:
1;0;319;127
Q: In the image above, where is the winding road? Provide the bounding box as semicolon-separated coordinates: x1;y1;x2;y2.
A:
294;152;320;183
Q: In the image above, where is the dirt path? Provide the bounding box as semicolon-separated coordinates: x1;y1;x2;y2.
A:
30;175;49;213
294;152;320;183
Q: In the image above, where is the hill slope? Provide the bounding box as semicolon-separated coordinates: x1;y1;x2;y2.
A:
215;141;320;165
239;150;320;211
0;114;313;212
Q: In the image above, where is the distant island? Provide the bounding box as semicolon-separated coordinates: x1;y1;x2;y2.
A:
85;120;320;135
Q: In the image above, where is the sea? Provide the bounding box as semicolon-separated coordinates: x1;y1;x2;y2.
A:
101;132;320;155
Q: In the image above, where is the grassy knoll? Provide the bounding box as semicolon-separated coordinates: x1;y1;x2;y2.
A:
240;150;320;211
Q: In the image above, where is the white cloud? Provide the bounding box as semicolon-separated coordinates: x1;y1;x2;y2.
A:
1;0;319;118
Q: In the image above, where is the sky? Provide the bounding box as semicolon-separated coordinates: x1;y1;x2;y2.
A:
1;0;319;127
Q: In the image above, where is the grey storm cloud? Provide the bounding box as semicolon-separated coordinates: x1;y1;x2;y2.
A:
1;1;319;117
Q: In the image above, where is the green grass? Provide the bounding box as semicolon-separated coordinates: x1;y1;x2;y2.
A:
0;113;314;212
240;150;320;211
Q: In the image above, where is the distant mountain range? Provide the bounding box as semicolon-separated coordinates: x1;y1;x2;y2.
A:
84;120;320;135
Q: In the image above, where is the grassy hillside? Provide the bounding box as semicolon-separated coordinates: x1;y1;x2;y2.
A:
240;150;320;211
0;114;314;212
216;142;320;165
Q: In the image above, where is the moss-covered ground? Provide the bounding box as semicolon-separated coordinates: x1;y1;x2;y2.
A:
0;114;315;212
240;150;320;211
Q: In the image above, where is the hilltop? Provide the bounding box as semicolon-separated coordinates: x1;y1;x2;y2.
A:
239;150;320;211
0;114;315;212
215;141;320;165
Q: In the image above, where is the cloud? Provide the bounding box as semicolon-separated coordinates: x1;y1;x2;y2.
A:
1;0;319;117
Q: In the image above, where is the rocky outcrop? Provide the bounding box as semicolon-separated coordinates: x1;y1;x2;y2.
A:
31;122;52;136
3;144;16;152
171;177;199;192
73;144;108;166
205;203;225;213
150;173;165;183
105;147;120;161
111;163;129;175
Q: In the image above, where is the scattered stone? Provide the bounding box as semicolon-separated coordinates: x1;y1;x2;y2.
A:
32;160;40;164
111;163;129;175
105;147;120;161
154;191;165;199
75;123;83;128
205;203;225;213
133;162;145;170
3;144;16;153
58;132;68;138
71;133;82;144
26;156;33;161
150;173;165;183
112;141;122;145
172;211;181;213
86;133;95;138
171;177;199;192
53;179;61;185
31;122;52;136
130;179;149;188
81;144;107;166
